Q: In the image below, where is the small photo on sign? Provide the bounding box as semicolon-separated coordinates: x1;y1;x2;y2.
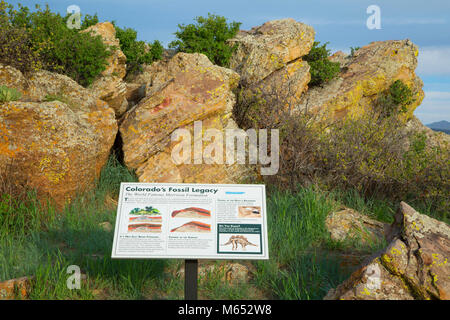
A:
170;221;211;233
128;206;161;216
127;223;162;233
219;234;261;253
171;207;211;219
238;206;262;218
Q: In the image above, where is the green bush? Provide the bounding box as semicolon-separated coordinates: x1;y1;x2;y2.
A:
0;2;112;86
376;80;415;117
169;13;241;67
80;13;99;30
0;2;42;73
304;41;340;86
114;24;163;76
0;85;21;102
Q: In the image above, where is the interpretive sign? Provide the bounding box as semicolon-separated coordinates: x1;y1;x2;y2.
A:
111;183;269;260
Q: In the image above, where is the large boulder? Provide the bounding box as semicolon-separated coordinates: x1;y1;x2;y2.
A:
298;40;424;121
90;76;128;117
326;208;390;246
228;18;315;85
0;64;117;207
229;19;314;122
325;202;450;300
120;52;255;184
82;22;129;117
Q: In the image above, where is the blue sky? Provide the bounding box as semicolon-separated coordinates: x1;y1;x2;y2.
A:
9;0;450;123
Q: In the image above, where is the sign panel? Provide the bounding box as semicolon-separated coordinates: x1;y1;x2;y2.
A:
111;183;269;260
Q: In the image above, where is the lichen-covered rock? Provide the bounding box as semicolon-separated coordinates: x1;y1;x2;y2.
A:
125;83;146;108
0;65;117;207
325;202;450;300
0;276;32;300
240;58;311;112
90;75;128;117
120;52;254;184
228;18;315;85
299;40;424;121
326;208;389;246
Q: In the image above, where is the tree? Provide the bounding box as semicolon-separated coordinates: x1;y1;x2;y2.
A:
169;13;241;67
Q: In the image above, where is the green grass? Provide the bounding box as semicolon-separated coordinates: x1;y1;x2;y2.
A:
253;187;351;299
0;155;444;300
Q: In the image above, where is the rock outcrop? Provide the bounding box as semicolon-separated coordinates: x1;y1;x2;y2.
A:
0;64;117;207
120;52;254;184
325;202;450;300
298;40;424;120
229;19;314;111
83;22;129;117
229;18;314;85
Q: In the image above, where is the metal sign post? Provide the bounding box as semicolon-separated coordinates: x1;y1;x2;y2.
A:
184;259;198;300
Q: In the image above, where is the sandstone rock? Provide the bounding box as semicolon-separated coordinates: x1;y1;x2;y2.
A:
0;276;32;300
298;40;424;121
1;65;104;111
326;208;389;246
239;58;311;112
120;52;254;184
90;75;128;117
229;18;315;84
0;65;117;208
325;202;450;300
125;83;146;107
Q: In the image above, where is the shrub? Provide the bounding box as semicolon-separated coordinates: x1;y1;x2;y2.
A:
376;80;415;117
304;41;340;87
0;26;42;73
169;13;241;67
235;72;449;221
80;13;99;30
114;24;163;76
1;2;112;86
0;2;42;73
0;85;21;102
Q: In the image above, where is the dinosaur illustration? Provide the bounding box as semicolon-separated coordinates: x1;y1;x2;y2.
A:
221;235;258;251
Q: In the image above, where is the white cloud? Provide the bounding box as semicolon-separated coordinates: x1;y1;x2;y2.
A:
417;47;450;76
